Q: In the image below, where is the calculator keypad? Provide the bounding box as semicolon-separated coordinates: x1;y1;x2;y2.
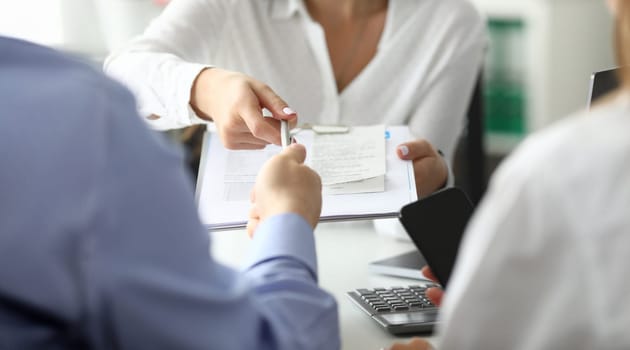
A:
354;285;439;314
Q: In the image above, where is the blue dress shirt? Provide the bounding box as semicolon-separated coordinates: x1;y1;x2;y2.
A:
0;37;339;350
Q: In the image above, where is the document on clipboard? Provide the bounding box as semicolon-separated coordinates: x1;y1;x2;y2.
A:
195;125;418;230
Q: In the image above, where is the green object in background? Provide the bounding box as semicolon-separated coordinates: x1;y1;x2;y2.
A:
484;19;526;135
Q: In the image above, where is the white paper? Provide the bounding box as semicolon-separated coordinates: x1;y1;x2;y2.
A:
222;148;275;201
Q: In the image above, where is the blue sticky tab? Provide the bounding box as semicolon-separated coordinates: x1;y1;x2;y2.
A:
385;130;391;139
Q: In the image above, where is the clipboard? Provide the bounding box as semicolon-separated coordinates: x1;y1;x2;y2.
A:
195;125;418;230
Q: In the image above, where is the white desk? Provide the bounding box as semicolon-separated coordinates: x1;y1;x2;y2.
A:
210;220;438;350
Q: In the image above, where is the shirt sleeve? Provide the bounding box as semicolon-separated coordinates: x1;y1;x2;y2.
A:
85;84;339;350
103;0;230;130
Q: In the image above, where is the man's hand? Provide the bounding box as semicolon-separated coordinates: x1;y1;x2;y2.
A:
190;68;297;149
247;143;322;237
396;140;448;198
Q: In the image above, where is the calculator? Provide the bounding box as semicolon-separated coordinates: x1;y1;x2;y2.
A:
346;284;440;335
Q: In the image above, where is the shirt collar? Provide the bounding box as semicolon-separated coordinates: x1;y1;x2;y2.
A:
270;0;303;20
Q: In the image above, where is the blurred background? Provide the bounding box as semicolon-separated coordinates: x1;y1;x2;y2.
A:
0;0;615;187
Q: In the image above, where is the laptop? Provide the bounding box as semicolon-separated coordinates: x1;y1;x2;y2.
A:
367;250;429;281
587;67;620;109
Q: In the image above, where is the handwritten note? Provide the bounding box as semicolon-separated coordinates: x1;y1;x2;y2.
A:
310;125;386;186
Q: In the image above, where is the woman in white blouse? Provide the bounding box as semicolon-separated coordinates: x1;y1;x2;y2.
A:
391;0;630;349
104;0;485;197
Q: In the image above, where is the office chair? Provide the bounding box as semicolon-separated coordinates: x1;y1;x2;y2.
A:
454;66;622;205
453;73;486;205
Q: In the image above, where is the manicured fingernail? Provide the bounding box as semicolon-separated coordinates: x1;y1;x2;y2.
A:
399;145;409;156
291;137;297;144
282;107;296;115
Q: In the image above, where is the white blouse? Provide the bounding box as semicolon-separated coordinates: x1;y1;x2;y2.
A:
438;95;630;349
104;0;485;161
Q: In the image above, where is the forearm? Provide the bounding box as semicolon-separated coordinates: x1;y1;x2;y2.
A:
242;214;340;349
104;51;210;129
97;182;338;349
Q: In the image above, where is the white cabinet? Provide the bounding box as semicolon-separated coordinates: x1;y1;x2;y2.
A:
94;0;163;52
470;0;615;154
58;0;164;57
59;0;107;56
0;0;63;47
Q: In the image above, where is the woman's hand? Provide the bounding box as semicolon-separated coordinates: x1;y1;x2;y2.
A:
387;337;434;350
190;68;297;149
396;139;448;197
421;266;444;306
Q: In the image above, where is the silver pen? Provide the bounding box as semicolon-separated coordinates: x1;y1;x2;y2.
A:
280;120;291;148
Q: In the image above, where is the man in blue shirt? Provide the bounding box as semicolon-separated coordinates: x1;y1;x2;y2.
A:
0;37;339;349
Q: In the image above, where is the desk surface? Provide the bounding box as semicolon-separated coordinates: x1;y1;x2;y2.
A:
210;220;438;350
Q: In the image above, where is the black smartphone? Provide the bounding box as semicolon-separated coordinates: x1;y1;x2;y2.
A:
398;187;474;288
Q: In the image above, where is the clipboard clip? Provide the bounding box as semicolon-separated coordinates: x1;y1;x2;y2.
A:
291;123;350;135
262;109;349;135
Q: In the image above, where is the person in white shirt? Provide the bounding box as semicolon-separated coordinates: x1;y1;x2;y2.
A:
104;0;486;197
389;0;630;349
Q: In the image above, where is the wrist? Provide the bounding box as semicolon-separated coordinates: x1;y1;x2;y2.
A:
189;67;215;121
262;202;319;229
437;150;453;189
